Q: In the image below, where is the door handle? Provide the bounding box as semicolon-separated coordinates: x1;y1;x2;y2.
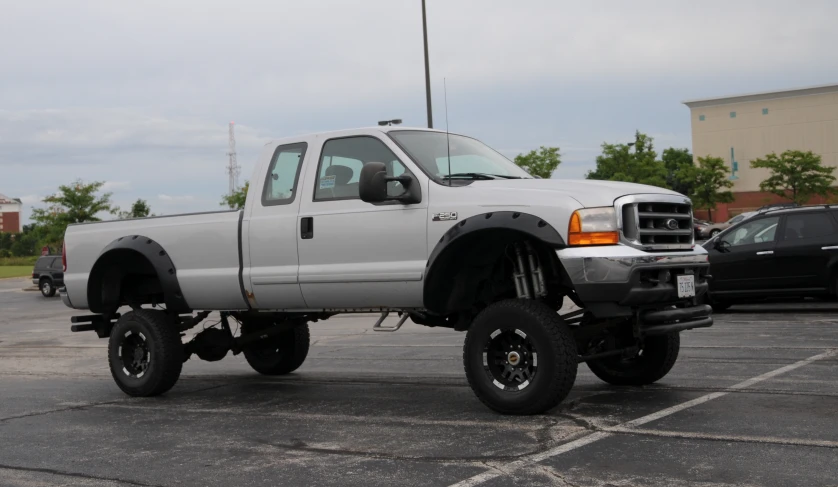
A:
301;217;314;239
756;251;774;255
822;246;838;250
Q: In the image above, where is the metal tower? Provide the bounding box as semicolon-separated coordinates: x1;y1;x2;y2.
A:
226;121;240;196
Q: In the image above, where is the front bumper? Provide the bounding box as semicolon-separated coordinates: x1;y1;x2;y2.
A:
557;244;710;318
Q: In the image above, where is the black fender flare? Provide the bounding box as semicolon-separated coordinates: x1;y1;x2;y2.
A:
423;211;565;313
87;235;190;314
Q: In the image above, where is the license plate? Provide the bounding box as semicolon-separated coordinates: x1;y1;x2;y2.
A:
677;274;695;298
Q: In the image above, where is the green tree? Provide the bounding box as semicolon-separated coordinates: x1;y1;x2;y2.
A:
118;199;152;219
681;156;734;221
750;150;836;204
10;230;39;257
587;131;668;188
30;180;116;246
220;181;249;210
514;146;561;179
661;147;695;196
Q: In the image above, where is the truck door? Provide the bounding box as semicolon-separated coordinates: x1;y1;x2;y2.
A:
296;133;429;309
246;142;309;309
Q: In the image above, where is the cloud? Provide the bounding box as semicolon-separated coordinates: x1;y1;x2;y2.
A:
102;181;132;191
18;194;42;205
157;194;195;202
1;0;837;224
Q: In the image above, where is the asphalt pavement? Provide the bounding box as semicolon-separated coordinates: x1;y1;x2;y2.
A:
1;277;836;486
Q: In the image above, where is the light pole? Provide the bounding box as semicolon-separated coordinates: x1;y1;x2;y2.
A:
422;0;433;128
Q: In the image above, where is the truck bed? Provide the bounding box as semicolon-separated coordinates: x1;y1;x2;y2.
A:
63;210;246;311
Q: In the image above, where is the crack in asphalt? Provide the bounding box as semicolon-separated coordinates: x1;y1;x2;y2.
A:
0;382;233;424
605;426;838;449
0;464;166;487
243;419;588;464
537;465;581;487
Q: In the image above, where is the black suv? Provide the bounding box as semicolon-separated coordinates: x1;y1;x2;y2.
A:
702;205;838;311
32;255;64;297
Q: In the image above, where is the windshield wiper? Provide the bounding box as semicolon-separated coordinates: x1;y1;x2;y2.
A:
441;172;524;180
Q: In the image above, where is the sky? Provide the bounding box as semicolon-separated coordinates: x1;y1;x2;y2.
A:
2;0;837;222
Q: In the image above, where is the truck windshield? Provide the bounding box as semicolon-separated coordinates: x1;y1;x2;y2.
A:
389;131;532;182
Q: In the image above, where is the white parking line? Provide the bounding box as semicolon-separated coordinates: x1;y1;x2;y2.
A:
448;349;836;487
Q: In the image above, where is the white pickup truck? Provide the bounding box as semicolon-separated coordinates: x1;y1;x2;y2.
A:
61;126;712;414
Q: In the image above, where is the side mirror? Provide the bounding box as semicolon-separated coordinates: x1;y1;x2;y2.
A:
359;162;421;204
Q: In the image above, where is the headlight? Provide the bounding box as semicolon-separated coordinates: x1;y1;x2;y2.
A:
568;207;619;246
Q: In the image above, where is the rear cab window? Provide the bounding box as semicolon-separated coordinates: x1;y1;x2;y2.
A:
262;143;308;206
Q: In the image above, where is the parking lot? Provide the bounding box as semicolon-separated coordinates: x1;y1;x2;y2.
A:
1;277;837;487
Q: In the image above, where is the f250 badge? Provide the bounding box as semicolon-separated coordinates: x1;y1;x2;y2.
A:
432;212;458;222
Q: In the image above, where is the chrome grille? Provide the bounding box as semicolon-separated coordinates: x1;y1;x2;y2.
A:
616;195;694;251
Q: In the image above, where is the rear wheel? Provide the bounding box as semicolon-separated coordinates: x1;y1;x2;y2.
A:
108;309;183;396
243;322;310;375
463;299;577;415
39;278;56;297
587;332;680;386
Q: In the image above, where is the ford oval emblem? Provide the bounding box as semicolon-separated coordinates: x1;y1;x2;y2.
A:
665;218;679;230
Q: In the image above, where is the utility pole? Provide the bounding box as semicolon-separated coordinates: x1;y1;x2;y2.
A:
226;122;240;196
422;0;433;128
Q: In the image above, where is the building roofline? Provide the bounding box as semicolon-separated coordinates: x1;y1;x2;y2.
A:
682;83;838;109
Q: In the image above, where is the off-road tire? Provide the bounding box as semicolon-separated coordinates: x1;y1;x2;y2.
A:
108;309;183;397
587;332;680;386
243;323;310;375
463;299;578;415
39;278;56;297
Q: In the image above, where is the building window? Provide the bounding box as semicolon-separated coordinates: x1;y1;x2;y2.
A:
762;108;769;115
699;115;705;121
730;111;736;118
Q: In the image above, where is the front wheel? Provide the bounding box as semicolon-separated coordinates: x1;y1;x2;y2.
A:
463;299;578;415
108;309;183;396
243;322;310;375
587;332;680;386
709;229;721;238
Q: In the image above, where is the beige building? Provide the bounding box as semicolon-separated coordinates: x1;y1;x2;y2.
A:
683;83;838;220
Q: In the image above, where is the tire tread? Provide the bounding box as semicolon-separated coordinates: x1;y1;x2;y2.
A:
108;309;183;396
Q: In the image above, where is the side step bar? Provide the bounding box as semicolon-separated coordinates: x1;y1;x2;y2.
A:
70;313;121;338
373;311;410;332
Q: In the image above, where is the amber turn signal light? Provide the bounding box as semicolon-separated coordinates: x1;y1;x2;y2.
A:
568;209;620;246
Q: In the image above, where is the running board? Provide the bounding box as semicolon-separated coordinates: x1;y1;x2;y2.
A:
373;311;410;332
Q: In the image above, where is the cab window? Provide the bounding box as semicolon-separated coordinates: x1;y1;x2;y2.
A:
314;136;411;201
262;143;308;206
721;216;780;247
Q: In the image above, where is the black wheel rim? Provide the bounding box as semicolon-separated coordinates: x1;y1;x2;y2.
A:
483;328;538;392
119;330;151;378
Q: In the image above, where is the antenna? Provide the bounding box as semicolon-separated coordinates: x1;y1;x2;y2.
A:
226;121;240;196
444;78;452;186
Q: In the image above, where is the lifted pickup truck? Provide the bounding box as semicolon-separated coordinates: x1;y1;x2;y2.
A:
62;127;712;414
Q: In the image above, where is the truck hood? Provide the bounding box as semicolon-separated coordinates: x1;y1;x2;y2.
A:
471;179;684;208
